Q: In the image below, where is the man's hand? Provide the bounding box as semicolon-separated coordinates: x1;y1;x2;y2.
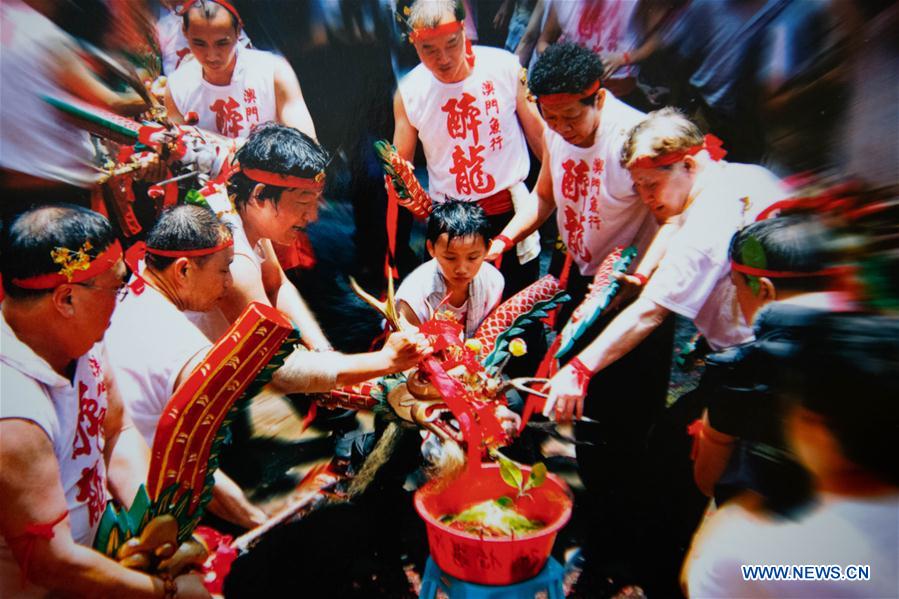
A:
174;572;212;599
602;53;628;80
542;360;591;422
604;271;646;312
485;238;510;261
493;0;513;29
381;330;432;372
495;405;521;437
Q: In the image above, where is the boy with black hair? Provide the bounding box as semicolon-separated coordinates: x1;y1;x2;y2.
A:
396;200;503;338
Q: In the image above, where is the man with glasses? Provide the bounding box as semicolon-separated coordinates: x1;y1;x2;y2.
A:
0;204;210;598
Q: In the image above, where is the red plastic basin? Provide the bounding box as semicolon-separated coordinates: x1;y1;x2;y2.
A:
414;464;573;585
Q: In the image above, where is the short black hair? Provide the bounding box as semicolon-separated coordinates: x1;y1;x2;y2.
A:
0;204;115;300
426;200;490;246
764;313;899;486
182;0;239;31
529;42;603;106
228;123;329;210
729;215;835;294
145;205;232;270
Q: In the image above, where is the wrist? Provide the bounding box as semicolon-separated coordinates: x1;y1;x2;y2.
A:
632;272;648;286
158;574;177;599
569;356;595;378
622;51;631;65
494;234;515;252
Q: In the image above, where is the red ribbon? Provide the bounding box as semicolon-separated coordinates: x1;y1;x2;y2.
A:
12;240;123;290
240;167;325;192
687;418;704;460
9;511;67;587
630;134;727;170
383;175;400;281
537;80;601;108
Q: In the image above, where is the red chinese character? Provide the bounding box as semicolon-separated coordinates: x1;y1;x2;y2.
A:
587;214;602;229
246;105;260;122
72;381;107;459
481;81;495;96
88;357;102;378
442;93;482;144
175;47;191;69
590;176;602;194
75;462;105;526
592;158;604;173
490;136;503;151
484;98;499;115
489;117;501;136
209;96;244;138
449;145;496;195
563;205;592;263
589;197;599;212
243;88;257;104
560;159;590;201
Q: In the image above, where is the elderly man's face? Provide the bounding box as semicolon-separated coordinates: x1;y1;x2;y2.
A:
630;162;695;223
413;18;468;83
183;246;234;312
68;258;128;354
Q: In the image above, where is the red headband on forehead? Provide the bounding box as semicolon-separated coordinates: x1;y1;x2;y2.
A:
630;134;727;170
178;0;243;27
12;240;123;290
536;80;601;107
730;260;849;280
408;20;464;43
123;240;234;295
239;167;326;192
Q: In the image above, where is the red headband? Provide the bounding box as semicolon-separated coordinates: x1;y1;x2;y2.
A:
730;260;848;280
12;240;123;290
124;240;234;296
630;134;727;170
408;20;464;43
240;167;325;192
178;0;243;27
146;239;234;258
537;80;601;107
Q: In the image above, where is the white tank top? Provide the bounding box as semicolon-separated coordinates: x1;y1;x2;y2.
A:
399;46;530;202
168;47;278;138
1;316;109;597
556;0;639;79
547;92;657;275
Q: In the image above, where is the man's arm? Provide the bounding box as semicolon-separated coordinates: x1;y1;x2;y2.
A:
485;147;555;260
273;56;317;140
270;329;430;394
0;420;207;598
53;44;149;117
515;68;545;158
218;251;331;351
515;0;545;66
535;2;561;56
544;297;670;421
163;84;186;124
393;90;419;162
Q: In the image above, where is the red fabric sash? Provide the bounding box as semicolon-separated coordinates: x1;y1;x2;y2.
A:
629;134;727;169
12;241;122;290
537;80;601;108
408;20;463;43
240;167;325;192
476;189;513;216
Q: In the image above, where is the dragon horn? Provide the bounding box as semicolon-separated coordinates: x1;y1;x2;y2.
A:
349;276;403;330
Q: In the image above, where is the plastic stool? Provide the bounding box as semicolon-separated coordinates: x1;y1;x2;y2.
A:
419;556;565;598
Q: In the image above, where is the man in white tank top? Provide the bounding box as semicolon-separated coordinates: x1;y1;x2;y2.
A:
487;43;657;279
155;0;251;76
164;0;316;141
393;0;545;296
0;206;209;598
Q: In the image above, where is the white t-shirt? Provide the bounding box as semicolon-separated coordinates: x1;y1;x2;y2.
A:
0;315;110;598
642;161;787;350
155;9;251;76
106;284;211;446
395;258;504;339
0;1;96;187
398;46;530;202
546;91;657;276
168;46;278;138
685;493;899;598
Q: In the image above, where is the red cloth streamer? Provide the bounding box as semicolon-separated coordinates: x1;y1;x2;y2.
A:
12;240;122;289
687;418;704;460
408;20;463;43
240;167;325;192
178;0;243;27
629;134;727;169
537;80;601;108
384;175;400;281
476;189;513;216
9;511;67;587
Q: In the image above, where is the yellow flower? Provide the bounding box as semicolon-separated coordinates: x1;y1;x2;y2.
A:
464;338;483;354
508;338;527;357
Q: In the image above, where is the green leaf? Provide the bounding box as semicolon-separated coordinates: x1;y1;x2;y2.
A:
524;462;547;491
497;453;524;491
495;496;514;508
